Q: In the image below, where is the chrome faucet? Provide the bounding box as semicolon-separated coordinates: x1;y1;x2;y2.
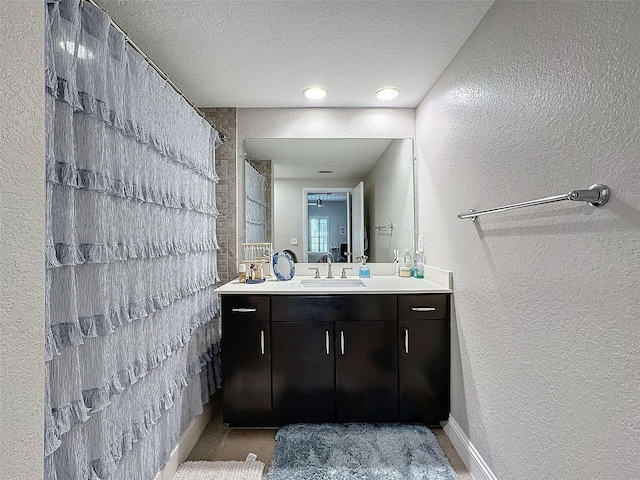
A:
393;249;400;276
326;256;333;278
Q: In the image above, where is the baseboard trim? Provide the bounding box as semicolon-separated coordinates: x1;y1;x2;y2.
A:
153;401;214;480
444;415;498;480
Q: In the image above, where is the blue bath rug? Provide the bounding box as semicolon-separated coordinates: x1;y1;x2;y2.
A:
266;423;458;480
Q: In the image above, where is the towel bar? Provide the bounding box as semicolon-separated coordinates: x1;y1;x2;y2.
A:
458;184;610;221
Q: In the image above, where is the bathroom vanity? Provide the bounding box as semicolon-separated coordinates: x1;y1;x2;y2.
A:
216;268;452;427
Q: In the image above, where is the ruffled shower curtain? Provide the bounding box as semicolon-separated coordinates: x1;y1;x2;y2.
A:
44;1;222;478
245;161;268;243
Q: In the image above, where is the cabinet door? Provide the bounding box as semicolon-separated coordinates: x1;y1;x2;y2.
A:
272;322;335;423
222;321;271;426
398;320;449;425
335;321;398;422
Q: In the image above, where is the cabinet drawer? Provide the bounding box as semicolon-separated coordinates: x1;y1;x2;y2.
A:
398;294;448;320
272;295;396;322
222;295;270;321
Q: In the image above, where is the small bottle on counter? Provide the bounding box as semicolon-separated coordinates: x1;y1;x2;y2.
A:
400;249;413;277
413;250;424;279
238;264;247;283
358;255;370;278
250;263;263;280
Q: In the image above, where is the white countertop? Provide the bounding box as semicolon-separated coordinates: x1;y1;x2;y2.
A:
215;264;452;295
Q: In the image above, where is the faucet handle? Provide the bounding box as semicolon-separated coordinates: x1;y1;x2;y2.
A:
341;267;353;278
308;267;320;279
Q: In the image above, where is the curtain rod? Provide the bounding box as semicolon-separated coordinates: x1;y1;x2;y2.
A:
86;0;228;143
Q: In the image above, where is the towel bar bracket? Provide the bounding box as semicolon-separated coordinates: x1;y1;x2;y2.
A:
569;184;610;207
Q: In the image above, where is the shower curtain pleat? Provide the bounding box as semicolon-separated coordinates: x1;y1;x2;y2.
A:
44;1;222;478
245;161;268;243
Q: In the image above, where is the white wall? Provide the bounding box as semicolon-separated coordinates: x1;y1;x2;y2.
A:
0;1;45;478
237;108;416;264
364;139;415;262
274;177;355;260
416;2;640;478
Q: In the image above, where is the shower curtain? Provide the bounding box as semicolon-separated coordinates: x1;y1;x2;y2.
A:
245;161;268;243
44;1;222;479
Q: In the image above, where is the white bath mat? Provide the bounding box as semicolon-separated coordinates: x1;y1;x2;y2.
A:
172;454;265;480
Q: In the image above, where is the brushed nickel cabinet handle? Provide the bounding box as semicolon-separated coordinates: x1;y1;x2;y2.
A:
260;330;265;355
411;307;436;312
325;330;330;355
404;328;409;354
232;307;257;313
340;330;345;355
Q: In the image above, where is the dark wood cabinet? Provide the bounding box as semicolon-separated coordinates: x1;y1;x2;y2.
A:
221;296;272;426
335;320;398;422
398;320;450;424
397;293;450;425
221;292;449;426
271;294;396;322
271;321;335;423
271;295;398;423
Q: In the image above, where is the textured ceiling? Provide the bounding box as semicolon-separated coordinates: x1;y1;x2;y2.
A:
96;0;493;108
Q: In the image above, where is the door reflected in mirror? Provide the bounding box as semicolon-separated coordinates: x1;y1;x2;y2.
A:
245;138;414;263
305;184;364;263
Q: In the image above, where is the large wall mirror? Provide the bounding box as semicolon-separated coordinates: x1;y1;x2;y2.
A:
245;138;415;263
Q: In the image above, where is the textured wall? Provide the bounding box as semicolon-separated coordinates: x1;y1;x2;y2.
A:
237;108;416;266
201;108;237;284
416;2;640;478
0;1;45;478
237;108;415;141
364;139;415;263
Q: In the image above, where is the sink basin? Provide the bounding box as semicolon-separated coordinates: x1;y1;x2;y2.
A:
299;279;366;288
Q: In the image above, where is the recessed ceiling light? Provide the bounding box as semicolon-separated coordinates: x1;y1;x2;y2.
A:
303;86;327;100
375;87;399;100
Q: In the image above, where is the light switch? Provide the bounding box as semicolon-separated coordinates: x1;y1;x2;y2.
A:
290;237;298;246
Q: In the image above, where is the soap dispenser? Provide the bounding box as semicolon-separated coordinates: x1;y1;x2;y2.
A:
358;255;370;278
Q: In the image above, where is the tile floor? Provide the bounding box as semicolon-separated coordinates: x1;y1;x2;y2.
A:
187;396;472;479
